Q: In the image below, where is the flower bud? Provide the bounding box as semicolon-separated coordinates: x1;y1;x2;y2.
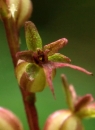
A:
0;107;23;130
44;110;84;130
44;74;95;130
0;0;32;28
17;0;33;28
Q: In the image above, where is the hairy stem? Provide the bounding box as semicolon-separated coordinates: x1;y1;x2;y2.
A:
2;17;39;130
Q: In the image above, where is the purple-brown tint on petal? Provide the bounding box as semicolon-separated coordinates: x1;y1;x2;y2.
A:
20;72;30;91
88;103;95;109
42;63;56;98
44;38;68;56
16;50;34;63
74;94;94;112
49;62;93;75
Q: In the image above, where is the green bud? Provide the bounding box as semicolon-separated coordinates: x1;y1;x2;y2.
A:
0;0;32;27
44;75;95;130
0;107;23;130
44;110;84;130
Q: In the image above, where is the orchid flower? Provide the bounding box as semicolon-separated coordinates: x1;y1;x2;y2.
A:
15;21;92;97
44;75;95;130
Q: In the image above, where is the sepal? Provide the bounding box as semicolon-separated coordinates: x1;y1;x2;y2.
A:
76;103;95;119
25;21;42;51
44;38;68;56
48;53;71;63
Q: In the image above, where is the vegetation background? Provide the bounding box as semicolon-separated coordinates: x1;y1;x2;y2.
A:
0;0;95;129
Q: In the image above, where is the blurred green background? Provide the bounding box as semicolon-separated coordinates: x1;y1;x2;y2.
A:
0;0;95;129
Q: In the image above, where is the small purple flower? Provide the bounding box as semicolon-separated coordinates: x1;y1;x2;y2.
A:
15;21;92;97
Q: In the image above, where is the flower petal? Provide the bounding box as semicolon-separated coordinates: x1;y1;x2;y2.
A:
15;61;29;84
15;61;46;92
44;38;68;56
25;21;42;51
48;53;71;63
42;63;56;98
76;103;95;119
8;0;21;19
17;0;33;28
60;115;84;130
69;85;77;105
16;50;34;63
49;62;93;75
74;94;94;112
61;75;74;111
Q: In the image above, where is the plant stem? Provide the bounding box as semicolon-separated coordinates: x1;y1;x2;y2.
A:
21;90;39;130
3;18;20;66
2;17;40;130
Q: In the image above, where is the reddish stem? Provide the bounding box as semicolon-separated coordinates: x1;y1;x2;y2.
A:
3;18;20;66
2;17;40;130
21;89;39;130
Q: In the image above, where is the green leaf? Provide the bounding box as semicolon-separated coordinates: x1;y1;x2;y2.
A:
48;53;71;63
25;21;42;51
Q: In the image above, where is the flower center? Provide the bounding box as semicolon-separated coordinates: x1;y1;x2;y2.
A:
33;49;48;66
